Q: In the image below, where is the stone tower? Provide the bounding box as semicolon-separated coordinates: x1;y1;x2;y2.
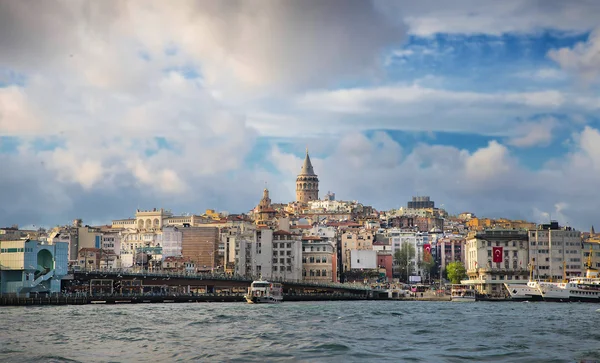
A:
296;149;319;203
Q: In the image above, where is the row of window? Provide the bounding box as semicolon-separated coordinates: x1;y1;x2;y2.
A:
272;258;292;264
302;269;328;277
0;248;26;253
302;256;329;264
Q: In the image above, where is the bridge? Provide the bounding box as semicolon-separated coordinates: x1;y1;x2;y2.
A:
65;270;372;298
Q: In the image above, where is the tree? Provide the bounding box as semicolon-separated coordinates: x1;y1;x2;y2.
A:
446;261;467;284
394;243;416;283
419;251;436;283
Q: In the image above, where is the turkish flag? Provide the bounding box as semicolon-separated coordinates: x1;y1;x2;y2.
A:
492;246;503;263
424;244;431;253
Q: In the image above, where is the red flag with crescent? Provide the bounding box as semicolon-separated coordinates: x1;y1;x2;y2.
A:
423;244;431;254
492;246;503;263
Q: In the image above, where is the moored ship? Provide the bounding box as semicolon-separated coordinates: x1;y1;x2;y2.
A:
244;279;283;304
450;284;476;302
504;280;544;301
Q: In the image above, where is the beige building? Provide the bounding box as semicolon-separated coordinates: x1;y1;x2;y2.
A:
112;208;211;230
340;229;374;272
253;188;277;225
465;229;529;297
296;149;319;203
302;236;336;282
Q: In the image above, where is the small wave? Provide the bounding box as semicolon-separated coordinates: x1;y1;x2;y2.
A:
412;329;432;335
307;343;351;352
120;327;143;333
31;356;82;363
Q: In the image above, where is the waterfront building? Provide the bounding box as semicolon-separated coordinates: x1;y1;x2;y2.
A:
465;229;529;296
0;239;68;296
234;228;303;281
583;229;600;270
376;252;393;280
302;235;336;282
181;226;219;272
388;229;429;279
437;236;466;271
529;221;583;279
160;226;183;259
296;149;319;203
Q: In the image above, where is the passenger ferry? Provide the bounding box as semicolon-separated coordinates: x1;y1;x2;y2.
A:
450;284;476;302
504;280;544;301
244;279;283;304
538;281;570;302
504;261;546;301
540;253;600;303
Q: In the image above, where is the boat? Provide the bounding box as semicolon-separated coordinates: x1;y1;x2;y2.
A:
451;284;476;302
504;260;545;301
244;279;283;304
504;280;544;301
538;281;570;302
540;250;600;303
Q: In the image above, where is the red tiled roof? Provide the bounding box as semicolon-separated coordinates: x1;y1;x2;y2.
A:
274;230;292;235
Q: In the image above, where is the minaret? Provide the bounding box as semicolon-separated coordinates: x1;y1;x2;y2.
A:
296;148;319;203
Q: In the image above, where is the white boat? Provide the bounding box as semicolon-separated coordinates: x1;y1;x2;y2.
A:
244;279;283;304
451;284;476;302
538;281;570;302
504;281;544;301
541;255;600;303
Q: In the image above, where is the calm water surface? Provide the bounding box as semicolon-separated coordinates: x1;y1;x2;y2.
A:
1;301;599;362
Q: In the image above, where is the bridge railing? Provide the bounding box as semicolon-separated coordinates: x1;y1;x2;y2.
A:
71;269;371;291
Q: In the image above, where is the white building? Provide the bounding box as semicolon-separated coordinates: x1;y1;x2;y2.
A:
465;229;529;297
388;229;429;277
235;228;303;282
160;226;183;258
350;250;377;269
529;222;583;279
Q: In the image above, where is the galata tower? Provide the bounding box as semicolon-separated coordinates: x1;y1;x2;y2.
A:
296;149;319;203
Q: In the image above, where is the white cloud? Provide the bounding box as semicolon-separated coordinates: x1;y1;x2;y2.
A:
1;0;600;232
269;127;600;230
507;117;559;148
548;28;600;85
0;86;43;135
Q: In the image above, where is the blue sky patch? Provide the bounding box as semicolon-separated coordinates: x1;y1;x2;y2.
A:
0;136;21;154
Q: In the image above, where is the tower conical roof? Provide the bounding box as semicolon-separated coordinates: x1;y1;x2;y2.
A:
299;148;316;176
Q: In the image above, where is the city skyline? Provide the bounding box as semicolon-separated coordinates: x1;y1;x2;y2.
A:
1;1;600;230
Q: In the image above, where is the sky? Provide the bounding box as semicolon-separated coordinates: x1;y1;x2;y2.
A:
1;0;600;230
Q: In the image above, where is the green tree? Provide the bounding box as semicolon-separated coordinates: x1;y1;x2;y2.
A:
394;243;416;283
446;261;467;284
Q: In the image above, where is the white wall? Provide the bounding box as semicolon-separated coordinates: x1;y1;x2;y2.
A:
350;250;377;269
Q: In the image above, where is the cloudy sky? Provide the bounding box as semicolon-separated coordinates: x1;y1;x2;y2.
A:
1;0;600;230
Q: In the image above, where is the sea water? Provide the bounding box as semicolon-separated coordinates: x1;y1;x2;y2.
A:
1;301;599;362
